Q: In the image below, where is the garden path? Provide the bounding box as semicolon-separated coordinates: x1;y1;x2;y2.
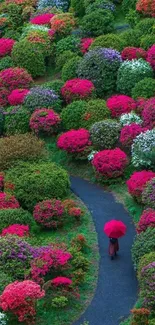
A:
71;176;138;325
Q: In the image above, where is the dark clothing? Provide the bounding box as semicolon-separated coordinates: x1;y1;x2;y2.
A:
108;238;119;257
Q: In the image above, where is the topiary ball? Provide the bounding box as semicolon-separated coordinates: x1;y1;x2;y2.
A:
4;106;31;136
81;9;114;36
61;100;87;130
126;170;155;201
61;56;81;82
106;95;136;118
131;129;155;168
90;119;120;149
24;87;61;113
0;208;36;232
90;34;125;51
132;78;155;99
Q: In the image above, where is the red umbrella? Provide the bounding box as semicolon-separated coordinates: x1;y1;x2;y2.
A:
104;220;127;239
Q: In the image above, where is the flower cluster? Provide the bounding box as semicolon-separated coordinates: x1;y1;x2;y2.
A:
0;192;20;209
126;171;155;200
50;13;76;35
106;95;136;118
1;224;29;237
0;280;45;324
137;209;155;233
120;123;147;147
61;79;95;103
132;129;155;168
24;87;60;112
0;38;16;58
30;108;61;134
30;13;55;25
80;38;94;54
0;173;4;192
8;89;29;106
121;47;147;61
146;45;155;70
33;199;64;228
51;277;72;286
92;148;128;179
136;0;155;17
142;177;155;209
142;97;155;129
120;112;142;126
57;129;92;155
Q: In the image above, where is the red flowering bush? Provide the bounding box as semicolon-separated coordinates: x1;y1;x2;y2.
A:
92;148;128;179
0;192;20;209
8;89;29;106
80;38;94;54
146;45;155;70
61;79;95;103
1;224;29;237
0;38;16;58
50;13;76;36
126;171;155;200
30;108;61;134
30;13;55;25
106;95;137;118
136;0;155;17
0;173;4;191
142;97;155;129
33;199;65;228
121;47;147;61
137;209;155;233
57;129;92;158
120;123;147;147
136;97;147;115
51;277;72;286
0;280;45;324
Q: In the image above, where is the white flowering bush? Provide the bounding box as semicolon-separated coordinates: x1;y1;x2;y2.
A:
88;150;98;161
37;0;69;11
132;129;155;168
120;111;142;126
117;59;153;95
0;312;7;325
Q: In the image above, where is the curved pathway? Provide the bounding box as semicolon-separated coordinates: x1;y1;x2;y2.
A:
71;177;138;325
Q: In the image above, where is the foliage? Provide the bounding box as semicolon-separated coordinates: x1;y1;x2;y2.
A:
119;29;141;48
81;9;114;36
33;199;65;228
85;0;115;14
0;272;13;295
30;108;61;134
24;87;61;113
131;129;155;168
135;18;155;37
106;95;136;118
4;105;30;135
137;209;155;234
126;171;155;201
0;56;14;71
61;78;95;103
0;208;36;232
140;34;155;50
121;47;146;61
90;34;124;51
0;192;19;209
140;263;155;310
71;0;85;16
41;80;64;96
61;56;81;82
90;120;120;150
61;100;87;130
56;51;77;72
142;177;155;209
120;112;142;126
122;0;137;13
0;38;15;57
82;99;111;129
120;123;147;147
56;36;81;55
132;78;155;99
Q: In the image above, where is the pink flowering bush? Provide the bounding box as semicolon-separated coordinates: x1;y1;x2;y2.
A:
0;38;15;58
8;89;29;106
30;13;55;25
136;0;155;17
1;224;29;237
135;98;147;115
80;38;94;54
106;95;137;118
57;129;92;158
50;13;76;36
30;108;61;134
126;171;155;200
120;123;147;147
0;280;45;324
92;148;128;179
0;173;4;191
33;199;65;228
142;97;155;129
51;276;72;286
121;47;147;61
0;192;20;209
146;45;155;70
137;209;155;233
61;79;95;103
62;199;83;221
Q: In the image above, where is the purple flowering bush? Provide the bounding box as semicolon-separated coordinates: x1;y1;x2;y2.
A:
77;48;122;96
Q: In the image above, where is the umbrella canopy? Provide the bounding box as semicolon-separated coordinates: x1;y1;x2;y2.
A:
104;220;127;239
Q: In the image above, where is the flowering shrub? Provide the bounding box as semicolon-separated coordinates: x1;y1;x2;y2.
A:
61;79;95;103
132;77;155;99
0;38;15;58
77;48;122;97
146;45;155;70
24;87;61;112
0;192;20;210
140;262;155;310
82;99;111;129
137;209;155;233
90;120;120;149
63;199;83;221
57;129;92;158
132;228;155;269
0;280;45;324
117;59;153;95
142;97;155;129
30;108;61;134
33;199;64;228
1;224;29;237
135;97;147;115
81;9;114;37
0;208;36;232
80;38;94;54
142;177;155;209
132;129;155;168
136;0;155;17
131;308;150;325
120;112;142;126
0;173;4;192
30;13;54;25
92;148;128;179
51;277;72;286
37;0;69;11
85;0;116;14
56;36;81;55
121;47;147;60
106;95;136;118
50;13;76;36
120;123;147;147
126;171;155;200
8;89;29;106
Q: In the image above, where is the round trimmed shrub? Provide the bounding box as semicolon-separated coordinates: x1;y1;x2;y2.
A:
4;29;21;41
142;97;155;129
119;29;141;48
136;0;155;17
140;261;155;310
8;89;29;106
55;51;77;72
56;36;81;55
132;227;155;270
126;171;155;201
0;192;20;210
61;100;87;130
140;34;155;50
132;78;155;99
0;208;36;232
61;78;95;103
135;18;155;38
77;48;122;97
142;178;155;209
33;199;65;228
24;87;61;113
50;13;76;36
85;0;116;15
147;45;155;70
0;133;45;170
0;272;13;295
81;9;114;37
122;0;137;13
120;123;147;147
41;80;64;96
90;120;120;149
137;209;155;234
117;59;153;96
132;129;155;168
106;95;136;118
90;34;124;51
120;112;142;126
82;99;111;129
5;161;70;211
71;0;85;16
4;106;31;135
61;56;81;82
37;0;70;11
92;148;128;179
121;47;147;61
0;56;14;71
30;108;61;134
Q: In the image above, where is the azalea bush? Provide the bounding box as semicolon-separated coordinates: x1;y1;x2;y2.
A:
30;108;61;134
132;227;155;269
85;0;116;14
24;87;61;112
146;45;155;70
61;79;95;103
90;34;124;51
30;13;54;25
142;177;155;209
50;13;76;36
120;112;142;126
61;100;87;130
4;106;31;135
80;38;94;54
106;95;136;118
1;224;29;237
37;0;69;11
0;173;4;192
81;9;114;36
126;170;155;201
8;89;29;106
56;36;81;55
0;208;36;232
137;209;155;233
92;148;128;179
63;198;83;221
33;199;65;228
82;99;111;129
132;78;155;99
120;123;146;147
90;120;120;149
131;129;155;168
0;38;15;57
121;47;147;61
0;192;20;210
136;0;155;17
140;263;155;310
142;97;155;129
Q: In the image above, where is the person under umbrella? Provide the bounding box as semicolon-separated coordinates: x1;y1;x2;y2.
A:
104;220;127;260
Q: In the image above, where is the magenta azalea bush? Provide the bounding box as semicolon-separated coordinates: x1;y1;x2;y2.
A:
0;38;15;57
8;89;29;106
61;79;95;103
30;108;61;134
33;199;65;228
